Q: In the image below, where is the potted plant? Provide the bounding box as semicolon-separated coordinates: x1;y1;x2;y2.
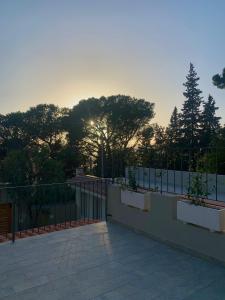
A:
120;168;148;210
177;174;225;232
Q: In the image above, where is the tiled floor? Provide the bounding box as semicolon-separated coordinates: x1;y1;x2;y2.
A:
0;222;225;300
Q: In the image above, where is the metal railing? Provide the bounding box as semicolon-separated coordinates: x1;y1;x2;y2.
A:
124;166;225;202
0;179;110;243
102;146;225;202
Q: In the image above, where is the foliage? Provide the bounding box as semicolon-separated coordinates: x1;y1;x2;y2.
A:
66;95;155;177
200;95;221;147
1;146;66;228
0;105;68;158
1;146;65;186
1;150;32;186
23;104;68;156
10;183;75;229
138;64;222;171
0;75;224;182
128;168;137;191
55;145;81;177
166;106;181;147
137;126;154;166
187;174;210;206
0;112;29;157
153;124;166;148
212;68;225;89
180;63;203;148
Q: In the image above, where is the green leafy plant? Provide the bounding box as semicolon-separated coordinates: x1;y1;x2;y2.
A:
114;177;124;185
128;168;137;191
114;177;127;191
187;174;210;206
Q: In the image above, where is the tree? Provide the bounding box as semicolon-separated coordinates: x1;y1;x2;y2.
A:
153;124;166;149
0;112;29;158
197;126;225;174
66;95;155;176
1;146;65;186
137;125;154;166
212;68;225;89
200;95;221;147
0;114;6;159
55;145;81;177
0;104;68;161
1;150;32;186
180;63;203;148
166;106;181;147
23;104;68;157
1;146;66;228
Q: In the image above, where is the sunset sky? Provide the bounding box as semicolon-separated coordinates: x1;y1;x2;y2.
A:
0;0;225;126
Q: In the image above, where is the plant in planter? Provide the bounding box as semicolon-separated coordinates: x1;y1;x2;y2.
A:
128;168;137;191
187;174;209;206
120;168;149;210
177;173;225;232
114;177;124;185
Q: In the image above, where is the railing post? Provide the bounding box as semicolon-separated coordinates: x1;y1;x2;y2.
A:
11;201;16;243
105;180;108;222
166;150;169;193
181;153;183;195
160;150;163;194
216;147;218;201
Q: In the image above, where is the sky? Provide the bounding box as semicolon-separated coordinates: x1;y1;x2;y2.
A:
0;0;225;126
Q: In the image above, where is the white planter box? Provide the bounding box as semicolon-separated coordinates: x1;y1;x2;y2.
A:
121;189;147;210
177;200;225;232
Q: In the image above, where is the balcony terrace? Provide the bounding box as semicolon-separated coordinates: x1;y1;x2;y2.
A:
1;222;225;300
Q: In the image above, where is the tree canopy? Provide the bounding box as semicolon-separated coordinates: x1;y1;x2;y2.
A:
1;63;225;181
66;95;155;176
212;68;225;89
200;95;221;147
1;146;65;186
166;106;181;147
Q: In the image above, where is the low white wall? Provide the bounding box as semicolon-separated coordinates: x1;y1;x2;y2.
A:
108;184;225;264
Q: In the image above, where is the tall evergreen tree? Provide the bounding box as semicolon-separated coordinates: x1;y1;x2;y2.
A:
200;94;221;147
166;106;181;147
180;63;203;148
153;124;166;148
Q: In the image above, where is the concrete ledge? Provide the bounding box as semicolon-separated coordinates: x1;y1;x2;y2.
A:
109;218;225;268
108;185;225;264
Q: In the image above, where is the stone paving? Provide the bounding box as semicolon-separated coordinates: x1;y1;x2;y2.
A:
0;222;225;300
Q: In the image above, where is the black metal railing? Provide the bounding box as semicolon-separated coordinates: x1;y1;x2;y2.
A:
124;166;225;202
0;179;110;243
107;146;225;202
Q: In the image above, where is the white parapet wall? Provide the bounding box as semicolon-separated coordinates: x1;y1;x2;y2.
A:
107;184;225;264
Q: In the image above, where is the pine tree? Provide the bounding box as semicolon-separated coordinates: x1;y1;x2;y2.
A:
166;106;181;147
200;94;221;147
154;124;166;148
180;63;203;148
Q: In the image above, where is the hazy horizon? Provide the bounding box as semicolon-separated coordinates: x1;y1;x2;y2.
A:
0;0;225;126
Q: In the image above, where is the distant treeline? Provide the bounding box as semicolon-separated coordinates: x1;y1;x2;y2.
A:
0;64;225;185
